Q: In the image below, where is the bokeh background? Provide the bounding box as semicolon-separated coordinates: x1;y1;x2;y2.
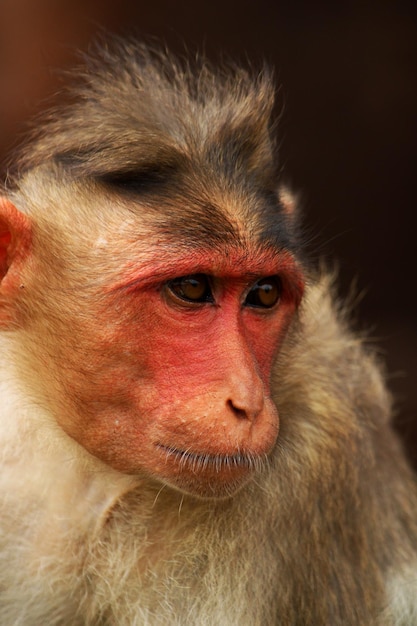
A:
1;0;416;462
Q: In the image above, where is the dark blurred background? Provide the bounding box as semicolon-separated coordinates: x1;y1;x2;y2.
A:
1;0;416;462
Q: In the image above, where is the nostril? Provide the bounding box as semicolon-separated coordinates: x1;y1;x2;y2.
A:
227;399;249;420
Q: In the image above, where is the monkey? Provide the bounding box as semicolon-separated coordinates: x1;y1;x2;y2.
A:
0;39;416;626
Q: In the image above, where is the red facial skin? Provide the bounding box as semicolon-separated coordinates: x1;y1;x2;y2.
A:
67;245;304;498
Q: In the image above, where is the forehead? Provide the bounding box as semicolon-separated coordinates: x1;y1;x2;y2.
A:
101;176;296;257
151;213;293;262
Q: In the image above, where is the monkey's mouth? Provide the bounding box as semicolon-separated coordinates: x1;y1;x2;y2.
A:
154;443;268;498
156;443;266;474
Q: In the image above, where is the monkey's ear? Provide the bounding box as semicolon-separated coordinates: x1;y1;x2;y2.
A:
278;186;299;218
0;197;32;325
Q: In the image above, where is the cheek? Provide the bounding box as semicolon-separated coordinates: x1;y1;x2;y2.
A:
59;298;217;430
127;301;223;390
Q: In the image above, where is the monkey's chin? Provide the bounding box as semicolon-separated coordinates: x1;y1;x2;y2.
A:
154;444;267;499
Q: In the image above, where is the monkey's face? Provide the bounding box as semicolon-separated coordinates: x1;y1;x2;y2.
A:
1;195;303;499
47;239;303;499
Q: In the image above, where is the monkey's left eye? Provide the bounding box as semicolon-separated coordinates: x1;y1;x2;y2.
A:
167;274;214;304
244;277;282;309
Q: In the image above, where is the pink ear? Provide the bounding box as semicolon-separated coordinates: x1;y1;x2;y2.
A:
0;198;32;323
0;197;32;279
278;186;298;217
0;226;12;281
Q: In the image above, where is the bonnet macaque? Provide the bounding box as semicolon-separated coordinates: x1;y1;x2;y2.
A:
0;40;416;625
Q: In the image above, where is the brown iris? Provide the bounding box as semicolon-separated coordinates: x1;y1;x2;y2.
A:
244;277;281;309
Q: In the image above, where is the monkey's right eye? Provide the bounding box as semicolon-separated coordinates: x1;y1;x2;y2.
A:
166;274;214;304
